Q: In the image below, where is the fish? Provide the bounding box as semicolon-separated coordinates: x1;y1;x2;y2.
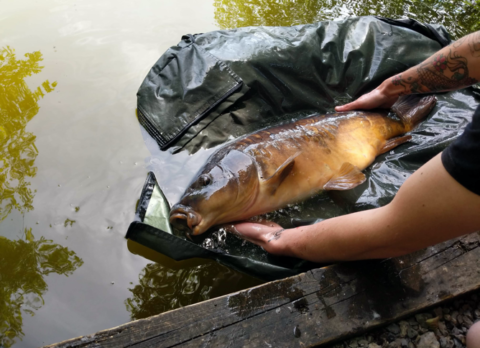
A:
169;95;436;236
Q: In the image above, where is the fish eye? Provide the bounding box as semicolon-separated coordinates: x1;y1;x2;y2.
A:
199;174;211;186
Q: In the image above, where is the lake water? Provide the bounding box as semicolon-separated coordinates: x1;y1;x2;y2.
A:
0;0;478;347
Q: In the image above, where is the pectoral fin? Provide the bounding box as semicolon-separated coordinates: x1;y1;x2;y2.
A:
379;135;412;155
263;153;299;195
323;162;366;191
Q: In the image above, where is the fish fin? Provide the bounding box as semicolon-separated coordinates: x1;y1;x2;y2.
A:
379;135;412;154
391;95;436;131
263;153;299;195
323;162;366;191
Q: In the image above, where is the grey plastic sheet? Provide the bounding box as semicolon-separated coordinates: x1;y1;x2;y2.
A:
128;16;480;281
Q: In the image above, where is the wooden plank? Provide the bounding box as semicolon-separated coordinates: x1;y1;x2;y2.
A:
44;232;480;348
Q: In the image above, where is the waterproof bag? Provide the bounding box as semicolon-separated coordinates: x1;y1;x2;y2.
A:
127;16;479;281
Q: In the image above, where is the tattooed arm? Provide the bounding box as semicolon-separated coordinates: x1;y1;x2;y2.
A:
335;30;480;111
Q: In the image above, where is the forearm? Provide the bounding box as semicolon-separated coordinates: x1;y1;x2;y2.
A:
335;31;480;112
268;209;398;262
379;31;480;99
263;154;480;263
267;208;415;262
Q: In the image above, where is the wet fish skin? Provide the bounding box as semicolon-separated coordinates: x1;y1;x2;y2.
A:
170;95;436;236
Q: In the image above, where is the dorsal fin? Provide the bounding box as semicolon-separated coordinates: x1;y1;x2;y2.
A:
323;162;366;191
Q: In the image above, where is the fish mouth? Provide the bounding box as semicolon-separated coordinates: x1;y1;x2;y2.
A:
169;204;204;236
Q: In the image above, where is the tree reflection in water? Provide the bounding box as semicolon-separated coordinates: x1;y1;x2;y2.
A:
0;47;83;347
0;230;84;348
0;46;57;221
214;0;479;39
125;241;262;320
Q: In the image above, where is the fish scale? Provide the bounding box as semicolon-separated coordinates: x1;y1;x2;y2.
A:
170;95;437;236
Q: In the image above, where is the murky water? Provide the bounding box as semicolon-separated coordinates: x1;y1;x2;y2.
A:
0;0;478;346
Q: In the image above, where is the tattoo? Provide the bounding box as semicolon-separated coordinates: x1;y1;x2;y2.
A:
267;228;285;243
391;74;420;94
468;31;480;57
432;54;447;73
452;32;480;57
391;75;404;89
392;48;478;94
452;36;466;48
419;49;477;91
447;50;474;81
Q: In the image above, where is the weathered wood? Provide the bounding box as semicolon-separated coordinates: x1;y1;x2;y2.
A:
44;233;480;348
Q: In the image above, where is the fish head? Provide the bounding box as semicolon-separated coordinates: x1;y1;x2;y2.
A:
170;149;259;236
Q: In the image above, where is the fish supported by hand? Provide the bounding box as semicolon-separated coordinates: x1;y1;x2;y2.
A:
170;95;437;236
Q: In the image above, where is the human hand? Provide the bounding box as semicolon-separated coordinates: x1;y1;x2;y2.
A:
227;221;286;253
335;85;399;112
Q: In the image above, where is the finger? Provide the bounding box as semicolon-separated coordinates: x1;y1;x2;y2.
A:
233;222;273;234
252;220;282;228
335;101;357;112
233;222;282;245
232;222;266;244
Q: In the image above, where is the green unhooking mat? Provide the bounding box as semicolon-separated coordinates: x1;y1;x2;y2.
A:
126;16;479;281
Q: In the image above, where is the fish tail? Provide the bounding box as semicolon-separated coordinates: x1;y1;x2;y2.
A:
391;95;437;131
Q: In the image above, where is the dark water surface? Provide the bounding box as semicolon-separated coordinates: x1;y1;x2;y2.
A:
0;0;478;347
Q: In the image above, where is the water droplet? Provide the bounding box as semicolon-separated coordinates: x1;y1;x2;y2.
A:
202;238;214;249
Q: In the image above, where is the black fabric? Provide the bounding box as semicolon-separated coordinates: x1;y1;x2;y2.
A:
376;17;451;47
137;40;246;149
442;104;480;196
137;16;448;153
126;221;321;281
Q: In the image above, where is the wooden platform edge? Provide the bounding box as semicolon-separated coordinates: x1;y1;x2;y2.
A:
43;232;480;348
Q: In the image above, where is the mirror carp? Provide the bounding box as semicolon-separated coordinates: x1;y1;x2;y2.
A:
170;95;436;236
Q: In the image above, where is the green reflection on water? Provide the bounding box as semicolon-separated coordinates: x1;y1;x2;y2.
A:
0;230;83;348
125;240;262;320
0;47;83;347
214;0;480;39
0;46;57;221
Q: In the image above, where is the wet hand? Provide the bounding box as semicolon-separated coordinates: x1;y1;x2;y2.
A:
335;87;399;112
229;222;285;250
